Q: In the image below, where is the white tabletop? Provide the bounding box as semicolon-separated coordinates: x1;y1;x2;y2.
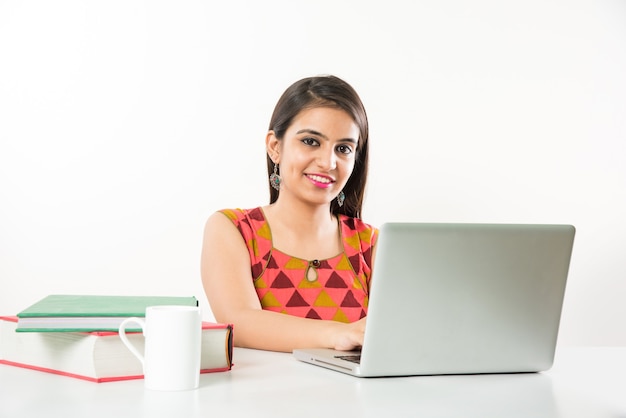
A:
1;346;625;418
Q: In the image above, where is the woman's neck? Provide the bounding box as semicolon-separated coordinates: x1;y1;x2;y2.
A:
264;198;335;236
262;197;342;260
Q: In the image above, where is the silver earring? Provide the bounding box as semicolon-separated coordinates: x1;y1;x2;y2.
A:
337;191;345;207
269;163;281;191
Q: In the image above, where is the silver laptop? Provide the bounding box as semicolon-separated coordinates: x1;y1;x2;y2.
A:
293;223;575;377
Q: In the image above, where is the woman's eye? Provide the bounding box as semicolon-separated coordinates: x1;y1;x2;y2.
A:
301;137;319;146
337;144;353;155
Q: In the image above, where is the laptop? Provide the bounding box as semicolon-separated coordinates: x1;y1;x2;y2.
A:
293;223;575;377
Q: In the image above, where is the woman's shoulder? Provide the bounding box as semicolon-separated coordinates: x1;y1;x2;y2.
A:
338;214;377;232
210;208;269;239
208;207;271;257
215;207;265;223
338;215;378;243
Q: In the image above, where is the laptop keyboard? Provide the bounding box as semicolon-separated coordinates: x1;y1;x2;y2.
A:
335;354;361;364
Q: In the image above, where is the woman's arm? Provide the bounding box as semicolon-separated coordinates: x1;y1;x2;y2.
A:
200;212;365;353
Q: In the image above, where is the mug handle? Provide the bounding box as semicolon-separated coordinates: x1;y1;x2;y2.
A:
118;317;146;367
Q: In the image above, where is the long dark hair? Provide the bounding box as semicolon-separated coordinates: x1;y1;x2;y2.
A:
266;75;370;219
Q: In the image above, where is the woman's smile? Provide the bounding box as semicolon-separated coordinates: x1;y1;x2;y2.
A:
305;173;335;189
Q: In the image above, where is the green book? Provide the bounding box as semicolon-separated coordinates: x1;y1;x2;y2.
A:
16;295;199;332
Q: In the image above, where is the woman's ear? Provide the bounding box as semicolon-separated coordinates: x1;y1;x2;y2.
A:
266;131;280;164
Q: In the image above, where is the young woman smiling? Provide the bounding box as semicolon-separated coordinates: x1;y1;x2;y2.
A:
201;75;377;352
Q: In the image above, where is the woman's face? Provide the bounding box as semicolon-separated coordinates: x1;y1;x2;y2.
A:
268;106;359;207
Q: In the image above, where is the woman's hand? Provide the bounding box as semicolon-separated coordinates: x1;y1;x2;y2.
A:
332;317;366;351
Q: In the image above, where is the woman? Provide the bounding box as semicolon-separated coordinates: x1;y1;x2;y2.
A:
201;75;377;352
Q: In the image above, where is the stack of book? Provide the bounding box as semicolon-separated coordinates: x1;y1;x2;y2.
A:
0;295;233;382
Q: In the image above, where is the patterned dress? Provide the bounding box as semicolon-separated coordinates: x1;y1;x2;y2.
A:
220;207;378;323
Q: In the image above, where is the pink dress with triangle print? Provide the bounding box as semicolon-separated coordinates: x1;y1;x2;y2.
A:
220;208;378;323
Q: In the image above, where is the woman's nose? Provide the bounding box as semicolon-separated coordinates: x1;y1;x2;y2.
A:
316;147;337;171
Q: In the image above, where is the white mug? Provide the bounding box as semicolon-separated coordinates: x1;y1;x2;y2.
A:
119;305;202;391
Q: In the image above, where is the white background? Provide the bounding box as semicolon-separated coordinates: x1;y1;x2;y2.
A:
1;0;624;346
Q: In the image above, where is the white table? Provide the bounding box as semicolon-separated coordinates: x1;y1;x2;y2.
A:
1;347;624;417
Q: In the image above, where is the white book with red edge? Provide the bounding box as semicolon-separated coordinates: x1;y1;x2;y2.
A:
0;316;233;383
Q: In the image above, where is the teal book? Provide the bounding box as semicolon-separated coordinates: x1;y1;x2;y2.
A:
16;295;199;332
